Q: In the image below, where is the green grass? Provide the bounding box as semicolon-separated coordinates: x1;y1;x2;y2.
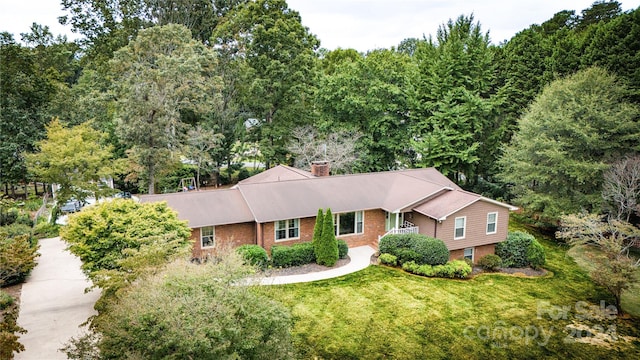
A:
568;245;640;318
257;219;640;359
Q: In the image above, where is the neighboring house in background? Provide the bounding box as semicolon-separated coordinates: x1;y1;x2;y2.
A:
139;162;517;263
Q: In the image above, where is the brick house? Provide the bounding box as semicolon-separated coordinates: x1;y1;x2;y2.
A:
139;163;517;263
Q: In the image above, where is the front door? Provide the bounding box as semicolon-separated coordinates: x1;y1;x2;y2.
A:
385;212;404;231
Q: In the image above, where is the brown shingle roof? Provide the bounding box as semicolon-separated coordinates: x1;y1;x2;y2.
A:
412;189;518;220
238;165;313;184
139;189;254;227
237;171;449;223
139;167;515;227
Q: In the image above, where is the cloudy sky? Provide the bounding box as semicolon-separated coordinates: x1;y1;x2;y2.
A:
2;0;639;51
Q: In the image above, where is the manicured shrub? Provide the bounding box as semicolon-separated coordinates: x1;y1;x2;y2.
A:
395;248;421;264
496;231;546;269
378;234;411;255
271;242;316;268
315;209;338;266
447;260;473;278
337;239;348;259
379;233;449;265
402;260;471;279
312;209;324;248
236;245;269;270
412;237;449;265
478;254;502;272
378;253;398;266
0;235;39;286
527;240;546;269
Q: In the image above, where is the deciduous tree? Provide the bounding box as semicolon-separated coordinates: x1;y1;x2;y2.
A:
288;126;361;174
110;24;222;194
557;213;640;313
213;0;320;167
602;155;640;222
26;119;118;203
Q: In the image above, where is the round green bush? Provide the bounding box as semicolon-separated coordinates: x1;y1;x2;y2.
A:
478;254;502;272
380;234;449;266
496;231;546;269
496;231;535;268
412;237;449;265
236;245;268;270
526;240;546;269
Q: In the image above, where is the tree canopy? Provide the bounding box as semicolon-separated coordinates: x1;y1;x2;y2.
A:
499;67;640;223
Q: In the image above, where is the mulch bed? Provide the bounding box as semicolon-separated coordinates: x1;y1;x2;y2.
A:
262;257;351;277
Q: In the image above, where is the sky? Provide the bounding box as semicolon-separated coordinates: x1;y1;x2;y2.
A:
1;0;639;51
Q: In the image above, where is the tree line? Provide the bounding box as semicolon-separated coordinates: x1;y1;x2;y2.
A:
1;0;639;223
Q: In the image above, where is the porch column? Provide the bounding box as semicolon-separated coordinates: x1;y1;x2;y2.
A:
395;211;399;229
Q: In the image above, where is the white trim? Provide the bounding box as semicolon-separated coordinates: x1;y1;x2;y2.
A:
334;210;365;237
454;216;466;240
464;247;474;262
274;218;300;242
486;212;498;235
201;225;216;249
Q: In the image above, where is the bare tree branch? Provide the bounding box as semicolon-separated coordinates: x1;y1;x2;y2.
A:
288;126;361;174
602;155;640;222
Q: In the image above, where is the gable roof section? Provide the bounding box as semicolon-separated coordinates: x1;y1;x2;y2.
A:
238;165;313;184
412;189;517;221
139;189;254;228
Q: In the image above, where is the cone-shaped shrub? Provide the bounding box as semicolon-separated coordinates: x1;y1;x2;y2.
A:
312;209;324;246
316;208;339;266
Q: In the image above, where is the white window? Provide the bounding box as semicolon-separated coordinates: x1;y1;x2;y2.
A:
275;218;300;241
487;212;498;234
334;211;364;236
201;226;215;248
464;247;474;262
454;216;466;239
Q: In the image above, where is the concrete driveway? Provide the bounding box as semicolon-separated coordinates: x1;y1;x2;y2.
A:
15;237;100;360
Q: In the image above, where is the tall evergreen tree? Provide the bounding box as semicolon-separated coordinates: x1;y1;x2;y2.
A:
316;208;338;267
499;67;640;224
411;15;500;184
312;208;324;245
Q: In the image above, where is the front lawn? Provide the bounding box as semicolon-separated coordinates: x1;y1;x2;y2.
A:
258;222;640;359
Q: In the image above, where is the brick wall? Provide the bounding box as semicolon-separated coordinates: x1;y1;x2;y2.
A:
449;243;495;264
261;209;387;253
190;222;256;258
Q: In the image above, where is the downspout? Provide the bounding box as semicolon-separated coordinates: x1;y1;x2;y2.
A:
434;220;437;238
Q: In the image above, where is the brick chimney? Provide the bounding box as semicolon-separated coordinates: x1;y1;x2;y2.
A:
311;161;330;177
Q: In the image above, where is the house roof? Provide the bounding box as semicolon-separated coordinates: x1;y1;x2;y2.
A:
139;167;515;227
238;171;450;223
140;189;254;228
237;165;314;184
412;189;518;221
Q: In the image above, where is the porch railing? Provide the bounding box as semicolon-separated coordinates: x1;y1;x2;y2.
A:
378;225;419;242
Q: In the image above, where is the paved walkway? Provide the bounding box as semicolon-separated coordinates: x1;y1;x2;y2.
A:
258;245;376;285
16;237;100;360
